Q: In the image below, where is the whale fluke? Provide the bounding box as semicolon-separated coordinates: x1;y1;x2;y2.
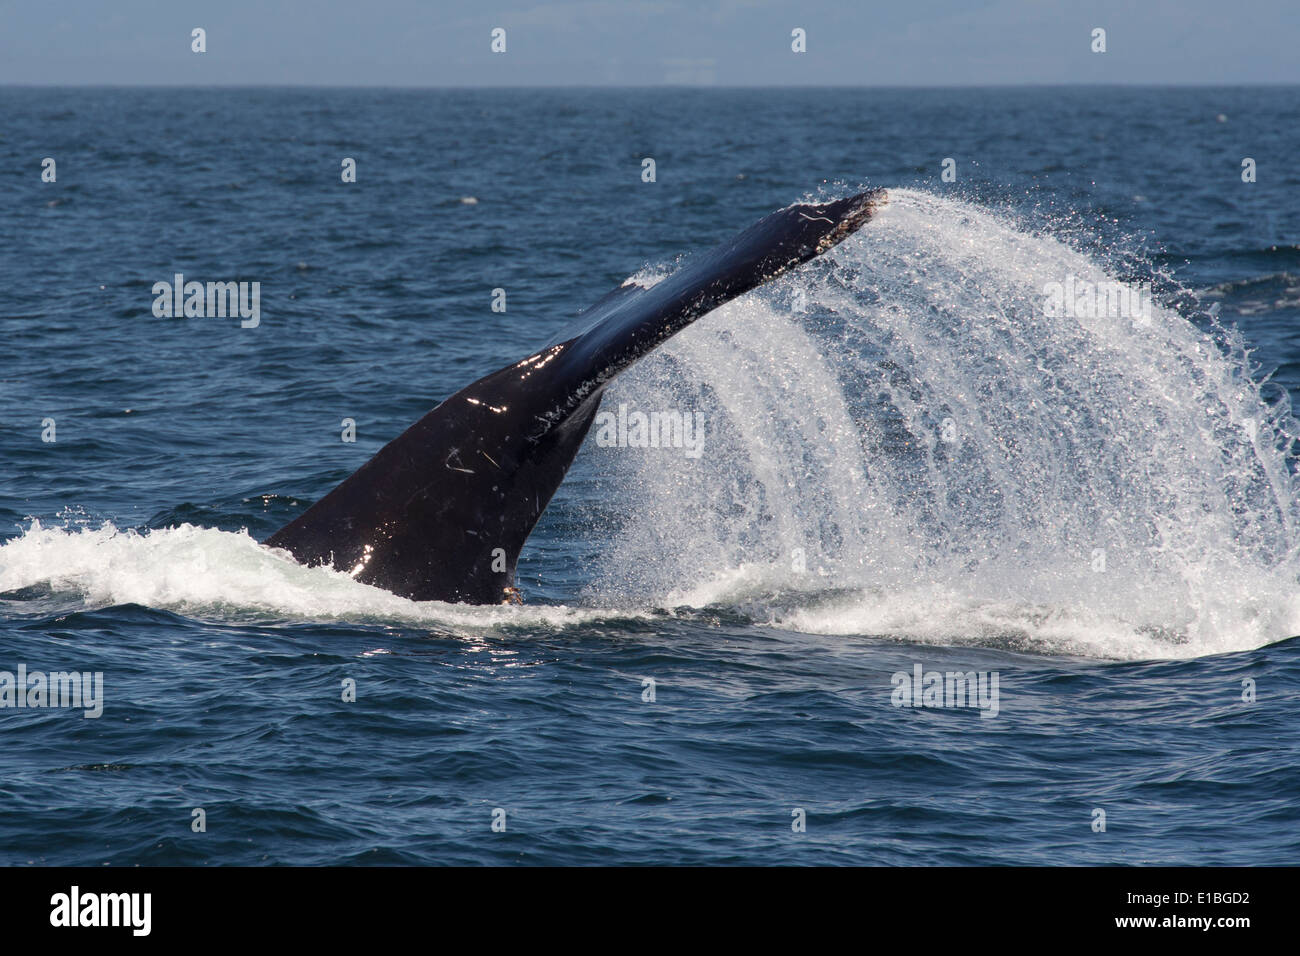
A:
265;189;888;603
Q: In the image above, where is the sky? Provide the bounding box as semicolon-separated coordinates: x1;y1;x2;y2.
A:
1;0;1297;87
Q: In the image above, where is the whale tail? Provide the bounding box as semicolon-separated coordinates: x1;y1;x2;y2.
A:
265;189;888;603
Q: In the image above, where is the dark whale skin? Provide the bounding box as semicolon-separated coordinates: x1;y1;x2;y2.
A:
265;189;887;604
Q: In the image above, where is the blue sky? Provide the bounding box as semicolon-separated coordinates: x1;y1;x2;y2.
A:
2;0;1297;86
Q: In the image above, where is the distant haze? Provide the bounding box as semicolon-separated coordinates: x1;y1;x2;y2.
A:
2;0;1297;87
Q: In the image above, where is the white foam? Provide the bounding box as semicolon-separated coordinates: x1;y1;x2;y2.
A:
0;520;642;632
664;560;1300;661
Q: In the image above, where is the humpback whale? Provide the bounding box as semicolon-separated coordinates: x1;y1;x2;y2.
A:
265;189;887;603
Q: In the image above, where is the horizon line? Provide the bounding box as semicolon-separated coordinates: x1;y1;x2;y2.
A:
4;80;1299;91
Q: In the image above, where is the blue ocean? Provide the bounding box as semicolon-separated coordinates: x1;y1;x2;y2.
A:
2;87;1298;865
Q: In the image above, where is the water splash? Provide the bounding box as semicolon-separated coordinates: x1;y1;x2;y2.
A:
0;520;645;633
586;189;1300;659
6;189;1298;660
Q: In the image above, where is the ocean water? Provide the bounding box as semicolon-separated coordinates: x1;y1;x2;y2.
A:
2;87;1299;865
